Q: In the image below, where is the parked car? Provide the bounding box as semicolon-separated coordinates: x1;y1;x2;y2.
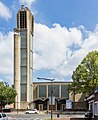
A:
25;109;39;114
0;113;8;120
3;108;11;112
85;110;92;119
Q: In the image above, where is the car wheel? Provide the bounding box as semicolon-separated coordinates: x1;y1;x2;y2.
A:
26;112;29;114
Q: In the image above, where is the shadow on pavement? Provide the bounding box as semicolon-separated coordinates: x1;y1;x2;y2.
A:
70;118;88;120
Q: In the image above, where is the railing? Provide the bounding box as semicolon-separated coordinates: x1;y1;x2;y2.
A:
72;102;88;110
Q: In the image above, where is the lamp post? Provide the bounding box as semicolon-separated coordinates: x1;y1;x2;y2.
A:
37;77;55;120
17;94;18;114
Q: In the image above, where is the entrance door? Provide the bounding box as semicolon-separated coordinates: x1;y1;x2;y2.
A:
62;104;66;111
39;104;43;111
48;102;57;111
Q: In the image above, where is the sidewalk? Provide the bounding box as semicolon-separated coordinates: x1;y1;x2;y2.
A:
54;116;85;120
54;117;70;120
54;117;85;120
54;114;85;120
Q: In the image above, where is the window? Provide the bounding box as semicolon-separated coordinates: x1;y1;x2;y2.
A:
30;69;33;83
53;85;59;97
21;76;27;84
21;84;27;101
21;58;27;66
30;52;33;68
20;31;27;48
21;66;27;84
94;101;98;116
61;85;69;98
21;66;27;76
21;49;27;58
30;33;33;51
39;85;46;98
2;113;6;117
48;85;52;97
20;11;27;28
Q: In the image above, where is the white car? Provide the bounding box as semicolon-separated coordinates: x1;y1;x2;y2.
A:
0;113;8;120
25;109;39;114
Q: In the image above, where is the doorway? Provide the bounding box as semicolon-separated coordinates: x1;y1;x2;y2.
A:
39;104;43;111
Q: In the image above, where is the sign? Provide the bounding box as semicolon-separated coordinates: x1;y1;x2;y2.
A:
66;99;72;109
49;96;55;105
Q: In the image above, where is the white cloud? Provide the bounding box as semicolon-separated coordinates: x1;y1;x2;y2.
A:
34;23;98;79
19;0;37;8
1;22;98;83
0;1;12;20
0;32;14;84
34;23;82;71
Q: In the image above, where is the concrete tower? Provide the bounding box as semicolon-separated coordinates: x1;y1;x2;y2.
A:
14;5;34;109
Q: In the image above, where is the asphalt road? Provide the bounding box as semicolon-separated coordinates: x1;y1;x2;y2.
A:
8;113;61;120
6;111;85;120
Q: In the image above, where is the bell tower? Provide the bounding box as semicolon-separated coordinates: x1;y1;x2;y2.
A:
14;5;34;109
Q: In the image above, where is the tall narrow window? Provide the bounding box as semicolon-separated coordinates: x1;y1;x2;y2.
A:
20;11;27;28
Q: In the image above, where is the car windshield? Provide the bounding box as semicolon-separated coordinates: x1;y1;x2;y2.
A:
0;114;2;118
2;113;6;117
32;109;37;111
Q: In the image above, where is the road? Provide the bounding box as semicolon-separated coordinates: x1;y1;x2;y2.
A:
7;112;63;120
6;111;85;120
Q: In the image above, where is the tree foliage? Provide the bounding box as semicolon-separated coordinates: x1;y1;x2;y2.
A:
69;51;98;95
0;82;17;106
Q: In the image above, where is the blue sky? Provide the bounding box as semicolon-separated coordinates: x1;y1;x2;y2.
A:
1;0;98;84
35;0;98;30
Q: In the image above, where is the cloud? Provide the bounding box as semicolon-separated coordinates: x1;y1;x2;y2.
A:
0;1;12;20
34;23;98;79
0;32;14;84
34;23;82;70
1;23;98;83
19;0;37;8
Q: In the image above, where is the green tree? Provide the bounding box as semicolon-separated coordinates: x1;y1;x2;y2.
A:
69;50;98;96
0;82;17;109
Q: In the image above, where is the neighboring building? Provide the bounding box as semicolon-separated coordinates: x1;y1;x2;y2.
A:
14;5;34;109
86;88;98;119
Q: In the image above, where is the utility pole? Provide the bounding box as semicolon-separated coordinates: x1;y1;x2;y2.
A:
37;77;55;119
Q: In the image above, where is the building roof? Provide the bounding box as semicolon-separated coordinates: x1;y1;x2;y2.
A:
33;81;72;84
86;87;98;101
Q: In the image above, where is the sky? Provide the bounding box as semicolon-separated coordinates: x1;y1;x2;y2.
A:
1;0;98;84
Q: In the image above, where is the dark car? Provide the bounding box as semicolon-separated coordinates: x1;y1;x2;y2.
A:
85;110;92;118
3;108;11;112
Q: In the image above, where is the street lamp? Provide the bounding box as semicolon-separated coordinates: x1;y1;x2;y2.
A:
17;94;18;114
37;77;55;120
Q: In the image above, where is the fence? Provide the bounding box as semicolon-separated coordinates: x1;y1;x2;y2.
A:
72;102;88;110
